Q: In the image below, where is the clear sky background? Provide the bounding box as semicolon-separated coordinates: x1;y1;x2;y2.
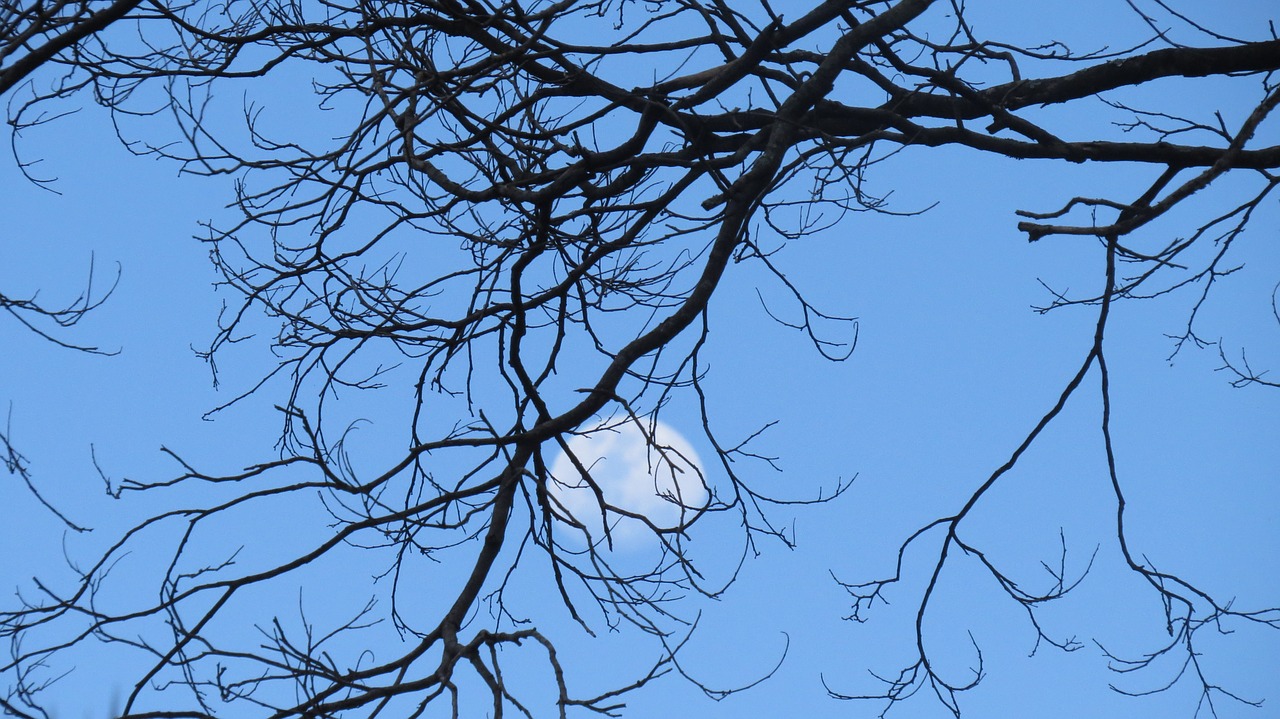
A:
2;1;1278;718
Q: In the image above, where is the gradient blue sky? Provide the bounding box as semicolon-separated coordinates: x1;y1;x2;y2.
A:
2;2;1279;717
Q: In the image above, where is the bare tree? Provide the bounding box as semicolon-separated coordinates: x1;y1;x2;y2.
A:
2;0;1278;717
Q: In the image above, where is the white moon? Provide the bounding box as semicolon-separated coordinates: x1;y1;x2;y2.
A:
548;417;708;547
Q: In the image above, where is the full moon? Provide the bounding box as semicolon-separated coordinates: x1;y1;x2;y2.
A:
547;417;708;547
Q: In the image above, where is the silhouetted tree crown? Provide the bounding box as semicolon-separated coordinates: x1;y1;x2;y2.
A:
2;1;1278;717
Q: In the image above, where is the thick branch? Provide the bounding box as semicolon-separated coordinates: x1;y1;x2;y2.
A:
896;39;1280;120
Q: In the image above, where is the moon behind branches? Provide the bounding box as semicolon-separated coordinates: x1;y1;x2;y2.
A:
548;418;708;549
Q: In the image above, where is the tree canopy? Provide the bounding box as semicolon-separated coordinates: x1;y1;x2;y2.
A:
2;0;1278;717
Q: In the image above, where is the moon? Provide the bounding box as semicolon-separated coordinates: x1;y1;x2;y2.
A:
547;417;708;548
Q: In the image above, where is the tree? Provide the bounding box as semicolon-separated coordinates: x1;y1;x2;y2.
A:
2;0;1278;717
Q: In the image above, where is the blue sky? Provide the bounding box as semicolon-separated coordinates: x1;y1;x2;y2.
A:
2;1;1279;718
